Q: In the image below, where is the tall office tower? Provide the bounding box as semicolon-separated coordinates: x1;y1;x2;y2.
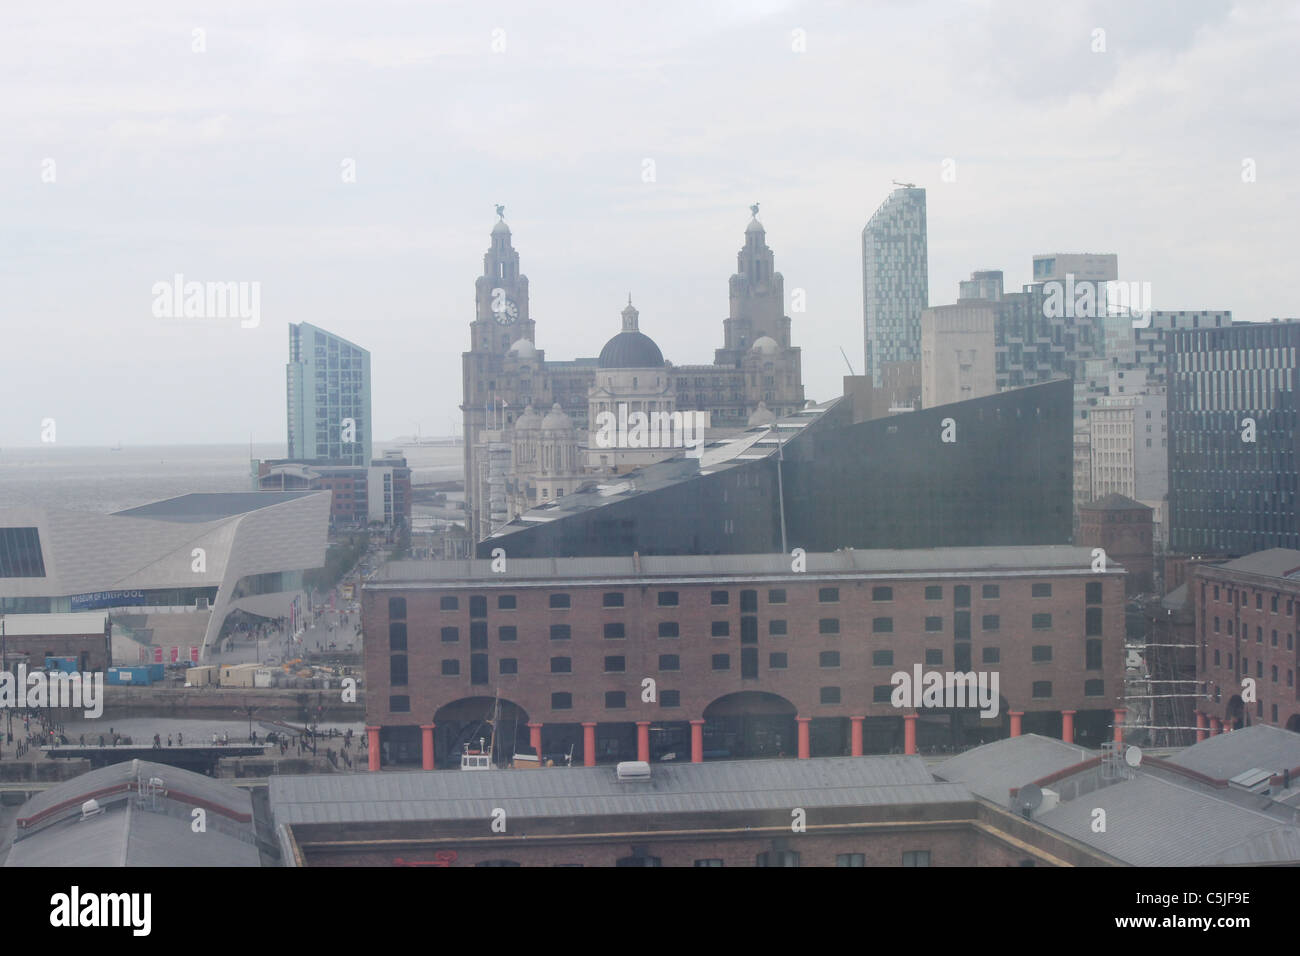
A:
1134;311;1233;385
1168;320;1300;556
862;187;928;388
287;322;372;466
1031;253;1127;365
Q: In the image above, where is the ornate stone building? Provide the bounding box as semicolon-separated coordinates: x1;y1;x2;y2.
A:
461;206;804;540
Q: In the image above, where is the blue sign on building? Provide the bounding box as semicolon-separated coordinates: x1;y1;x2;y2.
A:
70;590;146;611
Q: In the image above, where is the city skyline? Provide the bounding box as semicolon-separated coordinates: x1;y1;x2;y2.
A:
3;0;1295;450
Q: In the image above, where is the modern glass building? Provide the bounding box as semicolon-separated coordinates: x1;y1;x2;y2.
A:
287;322;372;466
862;187;929;388
1168;320;1300;555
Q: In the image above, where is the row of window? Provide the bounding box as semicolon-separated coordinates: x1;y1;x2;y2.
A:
1209;584;1297;616
1209;619;1295;647
406;581;1105;616
1211;650;1297;687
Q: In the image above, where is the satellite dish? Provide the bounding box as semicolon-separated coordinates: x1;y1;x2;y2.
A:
1017;784;1043;816
1124;745;1143;768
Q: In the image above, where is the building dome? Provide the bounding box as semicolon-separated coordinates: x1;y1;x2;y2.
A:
746;216;764;234
491;219;510;235
751;335;779;355
747;401;777;427
514;404;542;430
540;403;574;431
508;338;537;358
598;331;664;369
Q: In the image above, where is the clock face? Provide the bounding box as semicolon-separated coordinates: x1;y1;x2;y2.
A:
494;298;519;325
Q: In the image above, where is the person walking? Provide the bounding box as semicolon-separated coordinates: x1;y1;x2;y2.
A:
178;731;183;747
167;735;173;747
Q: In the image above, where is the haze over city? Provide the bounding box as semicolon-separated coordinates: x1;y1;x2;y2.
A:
3;0;1296;447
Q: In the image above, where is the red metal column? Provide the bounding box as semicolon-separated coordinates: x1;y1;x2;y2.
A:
1061;710;1075;745
420;723;435;771
796;717;811;759
690;719;704;763
367;725;381;772
1210;716;1222;736
1196;711;1208;743
636;721;650;763
903;712;917;755
582;722;596;767
1009;711;1023;738
528;721;543;760
850;716;864;756
1113;708;1126;744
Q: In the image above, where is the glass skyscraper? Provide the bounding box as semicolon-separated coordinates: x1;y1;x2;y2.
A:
862;187;929;387
287;322;372;466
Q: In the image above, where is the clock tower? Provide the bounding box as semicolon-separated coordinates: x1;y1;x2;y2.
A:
471;208;534;353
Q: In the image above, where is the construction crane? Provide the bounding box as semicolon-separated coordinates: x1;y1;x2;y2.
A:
839;347;857;376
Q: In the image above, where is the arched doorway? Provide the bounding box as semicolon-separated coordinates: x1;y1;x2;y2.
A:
1226;694;1246;731
703;692;796;759
433;696;530;769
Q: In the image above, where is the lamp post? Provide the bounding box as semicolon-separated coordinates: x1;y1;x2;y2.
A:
769;424;788;555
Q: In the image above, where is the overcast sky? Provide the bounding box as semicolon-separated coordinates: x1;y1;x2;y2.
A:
2;0;1295;448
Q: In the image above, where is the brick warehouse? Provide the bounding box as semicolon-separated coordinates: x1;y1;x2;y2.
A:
1192;549;1300;737
362;547;1127;769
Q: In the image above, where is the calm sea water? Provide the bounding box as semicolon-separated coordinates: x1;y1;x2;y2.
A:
0;443;462;514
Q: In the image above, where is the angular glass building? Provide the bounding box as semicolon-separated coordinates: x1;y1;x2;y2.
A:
862;187;929;388
1168;320;1300;555
287;322;372;466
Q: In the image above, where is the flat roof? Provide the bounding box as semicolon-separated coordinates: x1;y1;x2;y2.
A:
1205;548;1300;581
0;611;107;636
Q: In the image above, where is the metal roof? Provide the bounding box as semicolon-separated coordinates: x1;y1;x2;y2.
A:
931;734;1095;803
270;756;969;827
1208;549;1300;580
1167;724;1300;779
114;491;317;523
373;545;1116;587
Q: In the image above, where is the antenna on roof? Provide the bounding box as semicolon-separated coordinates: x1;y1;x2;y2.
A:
892;180;917;189
839;347;857;376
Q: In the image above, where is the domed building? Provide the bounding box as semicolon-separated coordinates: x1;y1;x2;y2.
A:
507;403;584;518
462;206;805;539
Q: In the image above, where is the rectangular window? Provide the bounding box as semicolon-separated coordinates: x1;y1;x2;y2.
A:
712;621;731;637
871;617;891;633
549;593;571;609
768;589;787;604
470;595;487;618
925;586;943;601
605;691;626;709
389;695;410;713
873;685;894;703
1032;645;1053;662
1086;638;1103;670
873;649;894;667
658;654;680;671
740;617;758;644
982;647;1000;664
712;654;730;671
550;624;571;640
551;692;572;710
658;621;679;638
711;590;730;606
982;585;1000;599
819;587;840;603
954;586;970;608
1032;681;1052;699
390;655;408;686
924;649;943;666
440;596;459;611
658;591;679;607
604;655;626;673
497;594;517;610
441;659;460;676
441;626;459;643
769;619;788;636
981;614;1000;631
741;647;758;678
499;658;517;675
924;616;942;632
1032;613;1052;630
550;657;572;673
603;592;625;608
819;651;841;668
470;621;487;649
1032;582;1052;598
1084;679;1104;697
836;854;865;867
740;590;757;613
902;851;931;868
822;618;843;634
660;690;680;707
388;597;406;618
954;612;971;640
695;859;724;867
389;622;407;651
872;586;893;602
1085;607;1103;636
1085;581;1102;604
604;622;626;639
820;686;841;704
769;652;788;669
499;625;517;642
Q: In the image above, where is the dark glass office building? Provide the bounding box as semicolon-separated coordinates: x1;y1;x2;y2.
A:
480;379;1073;558
1168;320;1300;555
